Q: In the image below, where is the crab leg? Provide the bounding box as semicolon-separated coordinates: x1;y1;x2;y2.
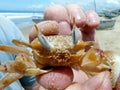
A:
25;68;50;76
0;45;31;55
0;73;23;89
0;53;49;76
0;64;49;76
0;53;35;73
12;39;32;48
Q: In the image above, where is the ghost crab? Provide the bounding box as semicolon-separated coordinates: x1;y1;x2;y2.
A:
0;23;120;89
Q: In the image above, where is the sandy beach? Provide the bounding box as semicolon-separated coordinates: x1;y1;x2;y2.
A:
96;16;120;55
20;16;120;55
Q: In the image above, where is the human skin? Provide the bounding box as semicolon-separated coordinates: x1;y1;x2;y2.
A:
29;4;117;90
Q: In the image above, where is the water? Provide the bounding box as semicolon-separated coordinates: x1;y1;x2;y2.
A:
0;12;43;29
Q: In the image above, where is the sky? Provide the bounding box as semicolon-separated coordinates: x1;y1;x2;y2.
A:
0;0;120;12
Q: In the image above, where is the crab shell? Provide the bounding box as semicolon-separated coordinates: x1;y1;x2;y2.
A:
30;35;92;67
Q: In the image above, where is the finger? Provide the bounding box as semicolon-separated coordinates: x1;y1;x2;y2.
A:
81;10;100;33
36;21;59;35
85;10;100;29
66;4;86;27
65;83;82;90
58;21;71;35
44;5;69;23
83;71;112;90
29;21;59;42
36;67;73;90
72;69;88;84
97;71;112;90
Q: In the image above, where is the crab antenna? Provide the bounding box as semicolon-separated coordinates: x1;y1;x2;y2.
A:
34;24;54;49
72;17;82;44
34;24;41;34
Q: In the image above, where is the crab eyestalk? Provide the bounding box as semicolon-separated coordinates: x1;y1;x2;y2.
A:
72;17;82;44
34;24;54;50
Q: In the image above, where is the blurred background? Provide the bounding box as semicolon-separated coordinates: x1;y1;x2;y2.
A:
0;0;120;29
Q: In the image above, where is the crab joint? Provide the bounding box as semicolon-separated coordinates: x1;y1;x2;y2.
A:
0;65;7;72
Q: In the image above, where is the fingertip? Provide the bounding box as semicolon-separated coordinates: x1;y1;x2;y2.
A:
85;10;100;28
29;21;59;42
37;21;59;35
66;4;86;28
72;69;88;84
37;67;73;90
98;71;112;90
83;71;110;90
44;5;69;23
81;10;100;34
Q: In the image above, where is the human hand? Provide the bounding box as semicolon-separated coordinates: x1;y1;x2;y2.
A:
29;4;100;42
29;4;114;90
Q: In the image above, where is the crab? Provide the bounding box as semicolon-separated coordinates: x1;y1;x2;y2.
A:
0;24;120;89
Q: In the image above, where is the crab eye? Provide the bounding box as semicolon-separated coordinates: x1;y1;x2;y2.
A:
72;26;82;44
72;17;82;44
38;34;54;49
34;24;54;49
